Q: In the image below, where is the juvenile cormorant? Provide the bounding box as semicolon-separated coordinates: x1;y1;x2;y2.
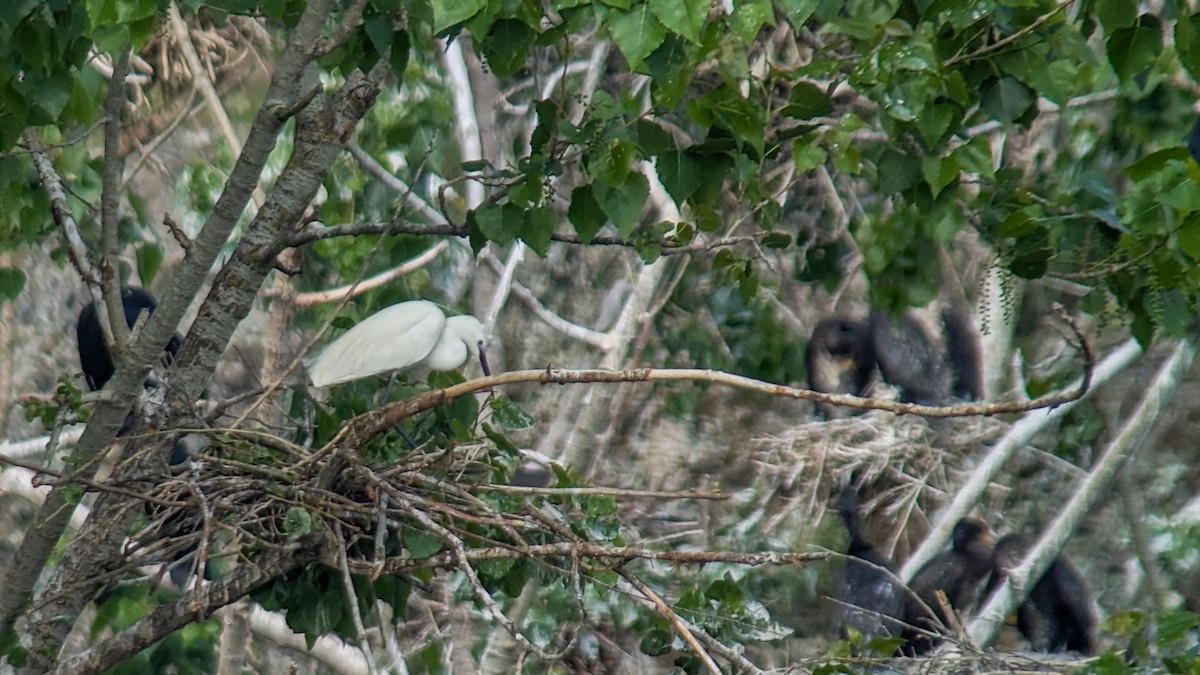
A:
832;486;905;646
988;533;1097;654
902;518;994;655
805;317;874;419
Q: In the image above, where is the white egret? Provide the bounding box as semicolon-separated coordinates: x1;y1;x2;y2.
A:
306;300;488;387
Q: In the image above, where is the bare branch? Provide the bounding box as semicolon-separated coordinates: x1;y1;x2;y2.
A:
290;241;449;307
967;339;1196;649
620;570;722;675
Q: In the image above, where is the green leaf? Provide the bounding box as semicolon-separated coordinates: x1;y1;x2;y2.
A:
590;139;637;187
1107;16;1162;81
980;77;1034;124
729;0;771;43
773;0;817;27
474;556;515;579
780;81;832;120
877;149;921;195
530;99;558;156
1176;13;1200;82
521;206;556;256
640;628;673;656
792;137;826;172
568;184;607;243
473;203;523;246
489;396;534;430
762;232;791;248
0;268;26;300
593;173;649;238
609;4;667;69
283;507;317;540
657;151;701;205
481;19;530;78
135;243;163;287
404;528;444;558
1084;652;1134;675
431;0;486;33
362;12;394;56
916;104;954;147
648;0;705;43
1096;0;1136;30
389;29;411;76
482;422;520;454
922;155;959;197
1124;147;1189;181
1178;213;1200;260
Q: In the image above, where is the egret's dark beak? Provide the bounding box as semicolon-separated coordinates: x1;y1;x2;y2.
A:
477;341;491;376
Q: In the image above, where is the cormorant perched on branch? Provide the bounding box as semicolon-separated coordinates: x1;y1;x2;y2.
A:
869;309;953;406
806;304;983;418
988;534;1097;654
902;518;994;655
832;486;905;647
805;317;875;419
76;286;181;392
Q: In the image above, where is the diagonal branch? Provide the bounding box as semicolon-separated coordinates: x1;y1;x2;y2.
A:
967;339;1196;648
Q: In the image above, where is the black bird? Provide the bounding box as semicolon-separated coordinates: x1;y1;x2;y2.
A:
805;317;875;419
987;534;1097;654
939;306;984;401
832;486;904;647
869;309;953;406
76;286;181;392
902;518;994;655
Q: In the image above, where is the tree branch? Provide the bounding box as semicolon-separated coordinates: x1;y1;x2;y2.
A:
967;339;1196;649
899;338;1141;583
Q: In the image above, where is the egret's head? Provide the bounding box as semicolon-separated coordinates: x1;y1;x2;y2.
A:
447;315;490;375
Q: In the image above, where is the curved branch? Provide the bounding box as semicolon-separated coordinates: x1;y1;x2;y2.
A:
336;347;1097;451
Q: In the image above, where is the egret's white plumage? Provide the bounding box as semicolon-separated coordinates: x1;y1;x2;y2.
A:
306;300;486;387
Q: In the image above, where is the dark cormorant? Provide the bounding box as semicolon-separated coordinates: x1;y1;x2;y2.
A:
902;518;994;655
76;286;181;391
939;306;984;401
832;486;905;647
988;533;1097;654
805;317;875;419
868;309;953;406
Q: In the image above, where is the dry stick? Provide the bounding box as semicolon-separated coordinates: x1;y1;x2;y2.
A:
394;492;569;662
335;523;380;675
0;452;190;507
354;544;828;576
167;4;265;210
967;339;1196;648
899;339;1142;583
477;485;727;499
619;570;723;675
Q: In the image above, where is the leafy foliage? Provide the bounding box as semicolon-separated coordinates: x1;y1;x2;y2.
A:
5;0;1200;670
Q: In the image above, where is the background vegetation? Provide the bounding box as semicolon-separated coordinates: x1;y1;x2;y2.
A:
1;0;1200;672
